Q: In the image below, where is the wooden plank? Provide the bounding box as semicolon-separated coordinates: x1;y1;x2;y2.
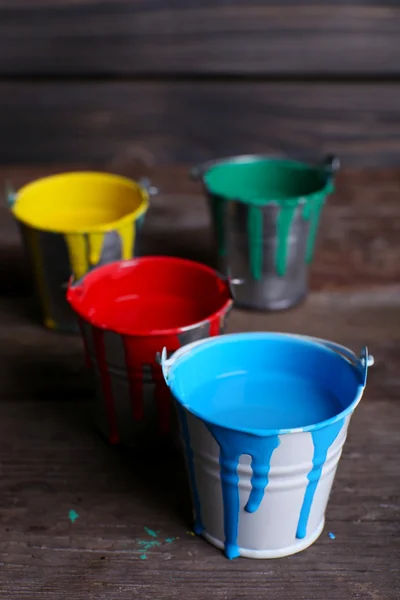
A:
0;289;398;598
0;1;399;76
1;82;400;166
0;164;399;598
2;165;400;297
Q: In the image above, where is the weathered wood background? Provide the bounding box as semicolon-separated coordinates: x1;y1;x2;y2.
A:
1;1;400;166
0;165;400;599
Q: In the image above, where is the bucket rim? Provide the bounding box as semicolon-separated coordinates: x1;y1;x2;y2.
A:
67;256;233;337
162;332;369;437
193;154;337;208
11;171;149;234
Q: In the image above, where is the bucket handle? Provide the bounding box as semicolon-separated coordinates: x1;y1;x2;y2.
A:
321;155;340;176
138;177;159;197
190;154;341;182
296;336;372;388
160;340;212;385
321;155;340;194
5;181;17;208
160;334;373;387
217;272;244;302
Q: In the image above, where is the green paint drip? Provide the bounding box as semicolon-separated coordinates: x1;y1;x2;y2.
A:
140;554;147;560
247;205;264;280
210;196;226;257
275;205;297;276
302;198;325;263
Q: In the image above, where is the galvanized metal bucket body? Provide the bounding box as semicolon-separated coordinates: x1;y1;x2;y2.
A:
192;155;340;311
67;257;233;447
162;333;370;559
8;172;154;332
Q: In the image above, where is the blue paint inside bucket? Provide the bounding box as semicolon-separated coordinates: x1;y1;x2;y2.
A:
167;333;367;559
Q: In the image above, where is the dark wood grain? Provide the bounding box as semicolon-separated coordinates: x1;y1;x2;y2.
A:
1;82;400;166
2;165;400;295
1;1;399;76
0;162;399;598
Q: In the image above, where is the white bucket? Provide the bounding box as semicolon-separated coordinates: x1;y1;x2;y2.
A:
161;333;371;559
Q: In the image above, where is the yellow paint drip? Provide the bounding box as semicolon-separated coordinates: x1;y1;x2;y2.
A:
120;221;136;260
64;222;136;280
64;233;89;281
11;171;149;281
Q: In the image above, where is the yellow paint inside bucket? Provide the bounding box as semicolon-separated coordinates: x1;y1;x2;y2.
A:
12;171;149;280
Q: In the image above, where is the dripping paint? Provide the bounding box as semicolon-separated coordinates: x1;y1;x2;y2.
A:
67;257;232;445
206;424;280;559
247;205;264;280
64;223;136;280
212;195;327;280
199;421;343;559
163;333;367;559
302;197;325;264
296;419;344;539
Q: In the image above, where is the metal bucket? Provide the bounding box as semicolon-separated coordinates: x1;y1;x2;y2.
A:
162;333;371;559
8;172;156;331
67;257;233;447
191;155;340;311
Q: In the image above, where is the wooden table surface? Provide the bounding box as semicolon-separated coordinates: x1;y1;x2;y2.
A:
0;165;399;599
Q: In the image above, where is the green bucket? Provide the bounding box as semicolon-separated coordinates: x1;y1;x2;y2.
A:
192;154;339;311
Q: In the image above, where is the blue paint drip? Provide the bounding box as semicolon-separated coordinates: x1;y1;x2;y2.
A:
296;419;344;539
245;436;281;513
328;532;336;540
207;423;280;560
176;404;204;535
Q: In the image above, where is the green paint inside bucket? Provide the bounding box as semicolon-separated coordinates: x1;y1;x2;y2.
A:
203;158;334;278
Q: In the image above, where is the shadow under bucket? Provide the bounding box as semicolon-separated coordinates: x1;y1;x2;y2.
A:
67;256;233;447
8;171;153;332
162;333;371;559
192;155;339;311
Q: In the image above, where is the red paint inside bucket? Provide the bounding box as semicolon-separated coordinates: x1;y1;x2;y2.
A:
67;257;232;444
68;256;231;334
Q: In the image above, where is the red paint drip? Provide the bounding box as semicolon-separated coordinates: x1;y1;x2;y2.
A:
151;365;171;434
209;315;220;337
78;318;92;368
92;327;119;444
122;337;144;421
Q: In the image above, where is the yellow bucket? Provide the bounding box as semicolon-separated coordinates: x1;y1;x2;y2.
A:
9;171;152;331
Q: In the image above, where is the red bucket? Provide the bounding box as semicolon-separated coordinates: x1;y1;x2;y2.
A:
67;256;233;446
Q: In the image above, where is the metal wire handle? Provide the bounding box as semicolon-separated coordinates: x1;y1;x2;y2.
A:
161;334;372;387
5;182;16;208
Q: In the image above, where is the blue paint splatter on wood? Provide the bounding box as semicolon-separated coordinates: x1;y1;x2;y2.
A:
328;532;336;540
144;527;159;538
69;509;79;523
137;528;178;560
138;540;161;551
